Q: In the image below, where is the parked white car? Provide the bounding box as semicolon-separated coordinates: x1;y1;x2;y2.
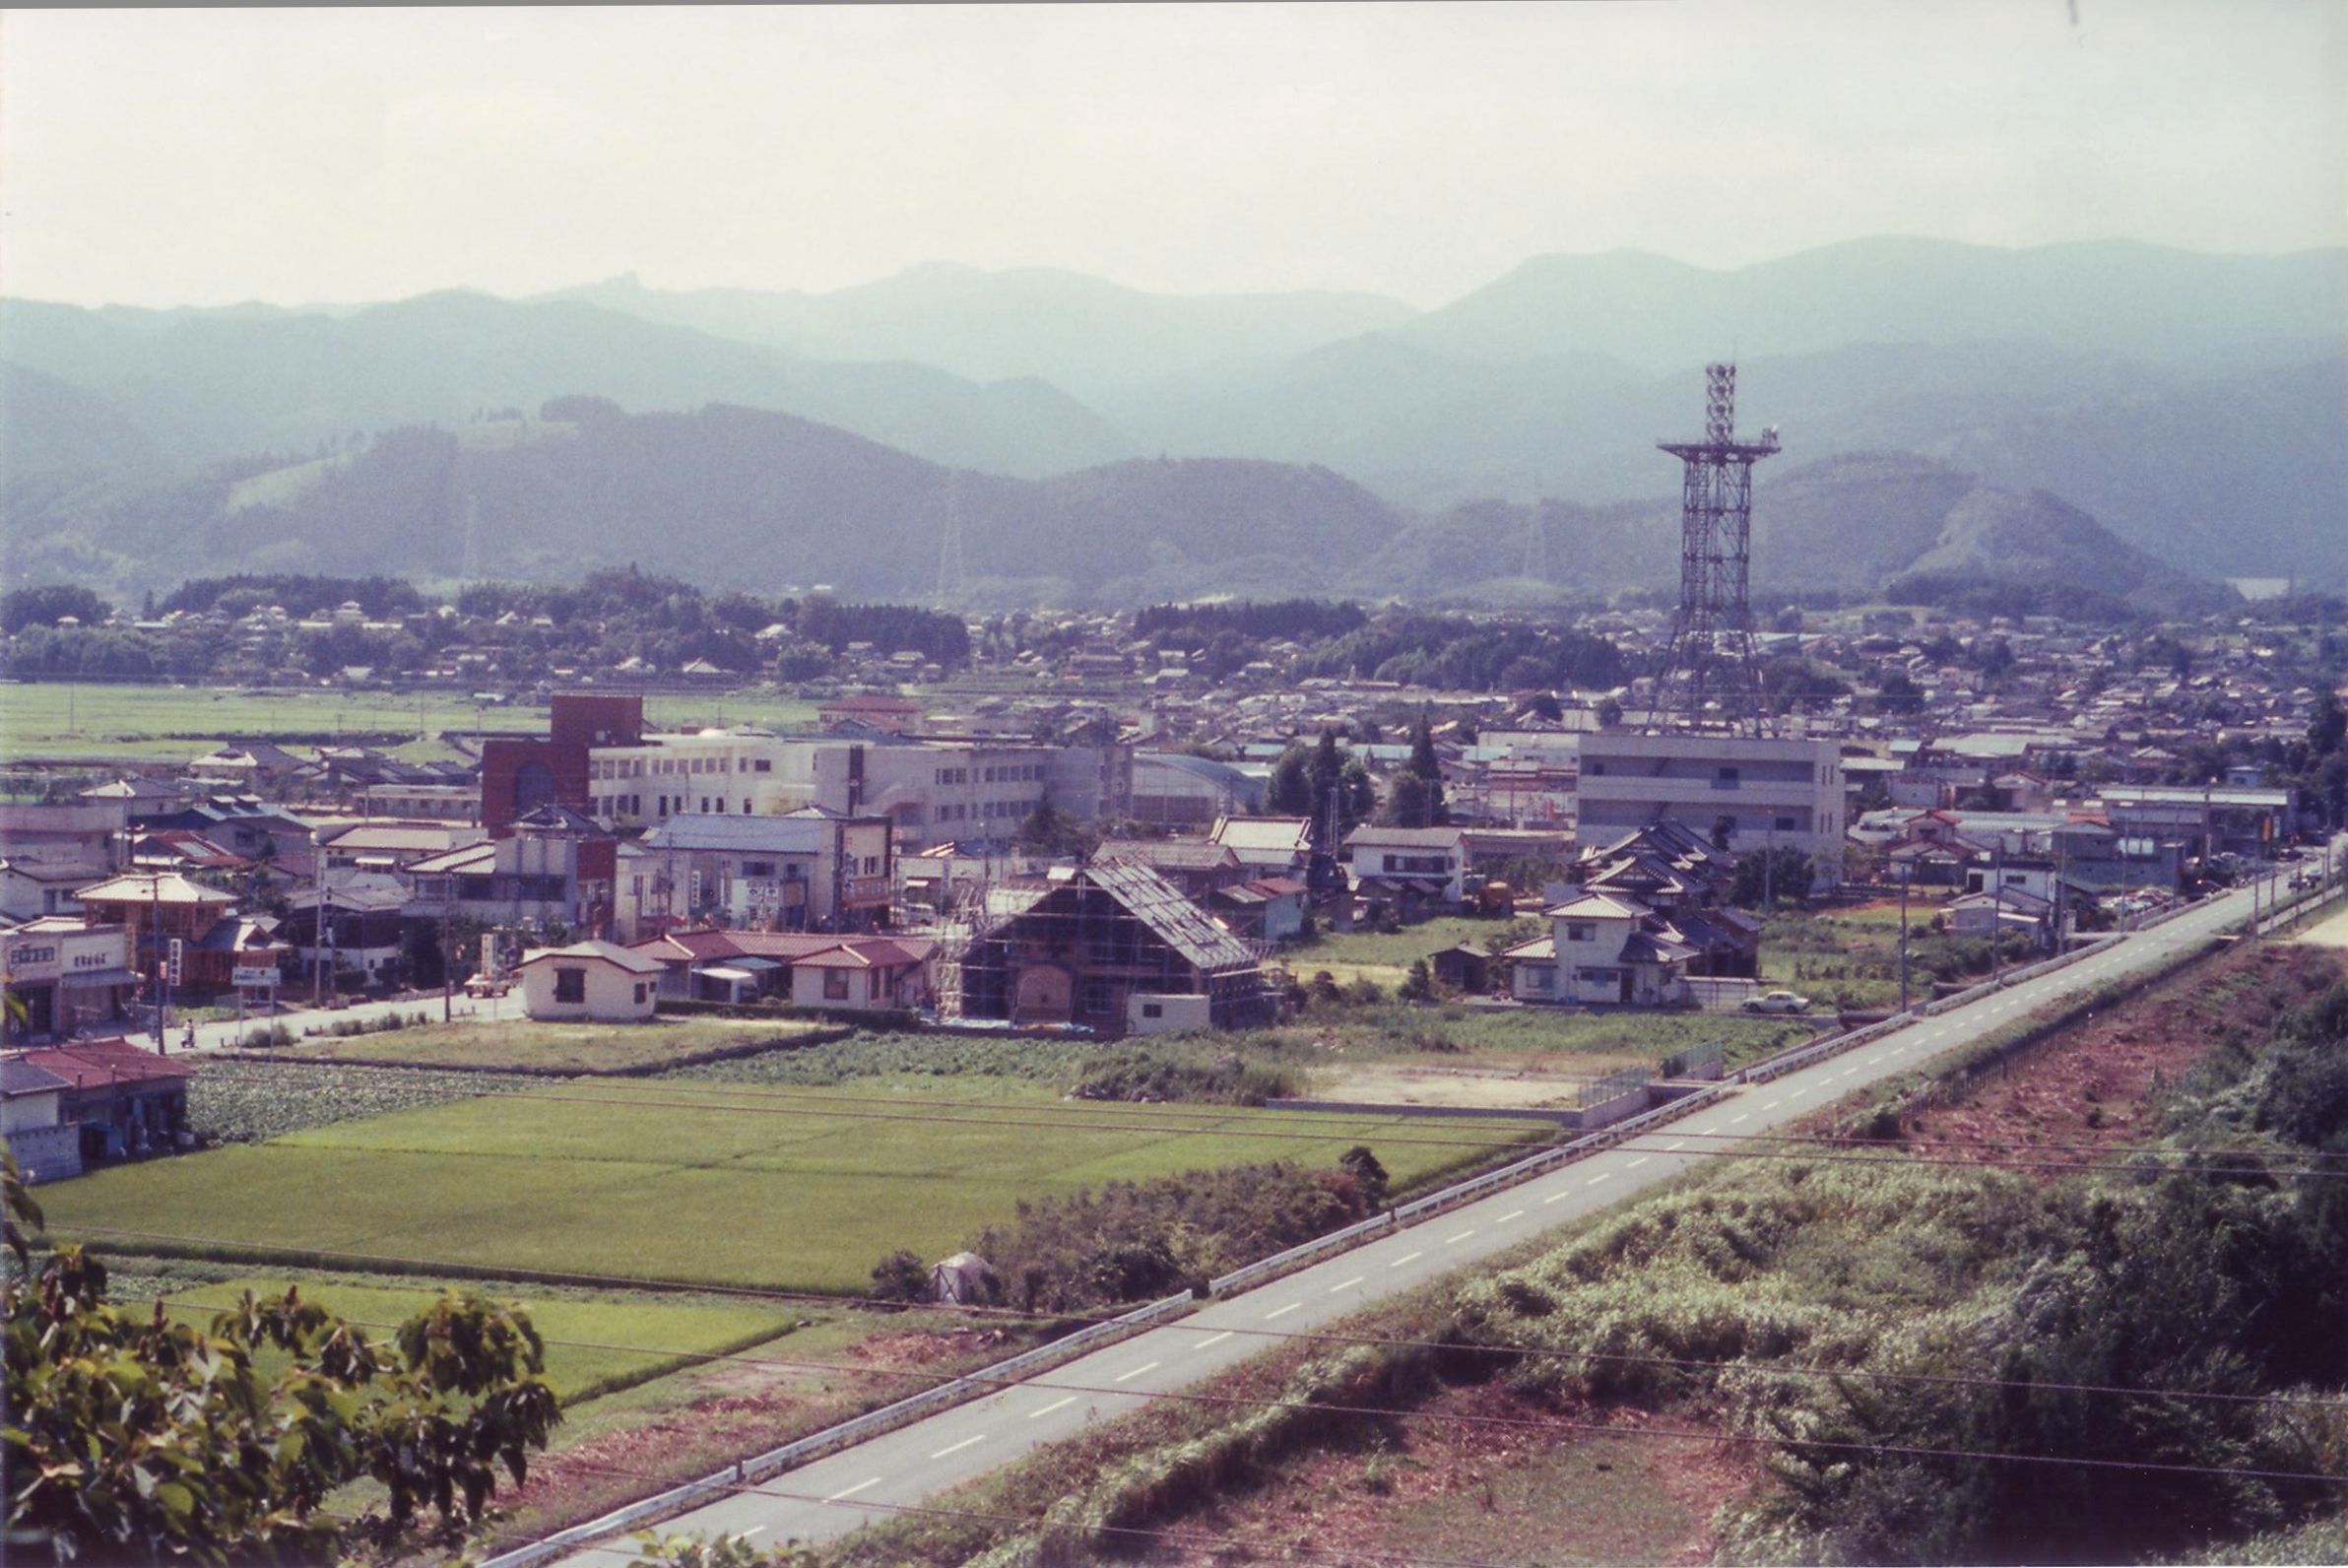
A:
1740;989;1813;1014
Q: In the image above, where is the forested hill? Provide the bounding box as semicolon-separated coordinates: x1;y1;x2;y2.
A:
3;403;1410;606
4;402;2227;612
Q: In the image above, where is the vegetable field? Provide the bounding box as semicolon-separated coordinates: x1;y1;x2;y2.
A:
44;1078;1551;1293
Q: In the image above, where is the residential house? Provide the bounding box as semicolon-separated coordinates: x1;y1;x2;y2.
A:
1342;824;1468;920
2;1057;81;1183
282;877;408;986
5;1040;197;1171
72;873;242;993
1207;817;1315;878
1208;877;1311;944
958;860;1275;1035
1504;890;1701;1008
515;940;663;1021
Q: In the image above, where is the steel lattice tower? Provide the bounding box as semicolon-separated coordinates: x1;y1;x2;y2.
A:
1649;363;1780;735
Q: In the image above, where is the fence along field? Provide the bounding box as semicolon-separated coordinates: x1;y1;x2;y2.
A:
40;1078;1552;1293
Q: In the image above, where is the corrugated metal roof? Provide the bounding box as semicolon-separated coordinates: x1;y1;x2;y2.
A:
1080;860;1261;974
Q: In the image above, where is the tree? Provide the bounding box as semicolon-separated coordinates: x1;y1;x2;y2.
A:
2310;689;2346;760
1398;958;1437;1004
1337;1145;1391;1209
1385;714;1449;829
869;1248;930;1303
1015;793;1095;859
3;1153;559;1561
1729;847;1813;908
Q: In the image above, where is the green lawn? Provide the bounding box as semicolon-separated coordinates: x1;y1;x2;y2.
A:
43;1078;1550;1293
157;1275;799;1405
0;682;815;764
300;1015;834;1072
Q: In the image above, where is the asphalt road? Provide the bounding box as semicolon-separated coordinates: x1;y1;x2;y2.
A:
549;864;2334;1561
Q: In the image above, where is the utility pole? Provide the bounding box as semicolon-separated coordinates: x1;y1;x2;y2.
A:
1990;842;2004;983
1897;864;1912;1013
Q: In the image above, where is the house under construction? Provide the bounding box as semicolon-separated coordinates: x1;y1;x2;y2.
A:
954;859;1275;1036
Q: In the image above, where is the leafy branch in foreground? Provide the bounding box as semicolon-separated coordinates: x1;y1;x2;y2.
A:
3;1150;560;1563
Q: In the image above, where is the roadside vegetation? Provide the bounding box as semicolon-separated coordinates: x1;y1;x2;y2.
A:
812;943;2348;1568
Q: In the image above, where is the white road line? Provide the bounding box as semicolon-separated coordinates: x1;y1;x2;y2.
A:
1625;1156;1650;1169
1865;1055;1887;1065
1663;1141;1688;1152
1728;1113;1750;1126
1495;1209;1525;1223
1330;1275;1365;1294
1114;1361;1160;1384
825;1477;882;1502
1444;1229;1475;1244
1028;1396;1076;1419
1195;1331;1234;1350
1587;1170;1614;1185
929;1434;987;1460
1762;1099;1783;1111
1840;1066;1860;1077
1542;1190;1572;1205
1266;1302;1301;1320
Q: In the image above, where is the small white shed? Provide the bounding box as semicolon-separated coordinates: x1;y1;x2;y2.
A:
516;940;664;1022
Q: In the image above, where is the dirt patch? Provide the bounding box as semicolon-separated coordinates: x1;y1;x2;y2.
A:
1900;942;2346;1163
1144;1385;1752;1566
467;1327;1016;1556
1313;1062;1616;1110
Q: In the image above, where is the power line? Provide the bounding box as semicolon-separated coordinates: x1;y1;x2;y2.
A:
536;1408;2348;1568
510;1076;2348;1167
162;1285;2348;1431
392;1086;2348;1181
549;1456;1542;1568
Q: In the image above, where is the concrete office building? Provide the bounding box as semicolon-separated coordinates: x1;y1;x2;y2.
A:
1575;733;1845;886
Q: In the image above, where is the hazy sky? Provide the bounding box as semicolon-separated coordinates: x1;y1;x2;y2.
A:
5;2;2343;310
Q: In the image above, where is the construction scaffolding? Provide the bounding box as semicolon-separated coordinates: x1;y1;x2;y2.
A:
951;858;1276;1033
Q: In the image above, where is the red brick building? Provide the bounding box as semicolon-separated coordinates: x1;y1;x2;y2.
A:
482;693;645;837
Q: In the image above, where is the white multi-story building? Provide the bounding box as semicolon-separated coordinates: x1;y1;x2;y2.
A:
586;731;1133;853
1574;733;1845;885
586;730;818;826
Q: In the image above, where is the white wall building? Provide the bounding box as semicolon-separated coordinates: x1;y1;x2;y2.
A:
1575;733;1845;886
516;940;663;1021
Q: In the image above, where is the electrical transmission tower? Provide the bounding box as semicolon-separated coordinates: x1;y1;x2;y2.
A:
1521;498;1548;583
936;471;967;607
1649;363;1780;735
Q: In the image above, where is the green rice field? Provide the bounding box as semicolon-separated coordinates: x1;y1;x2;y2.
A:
0;681;817;763
43;1078;1551;1293
157;1275;799;1405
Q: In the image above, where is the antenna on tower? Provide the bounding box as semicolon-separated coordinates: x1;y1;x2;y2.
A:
461;492;481;582
936;471;967;607
1648;362;1781;737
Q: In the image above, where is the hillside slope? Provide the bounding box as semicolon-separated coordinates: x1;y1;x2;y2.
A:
0;292;1133;478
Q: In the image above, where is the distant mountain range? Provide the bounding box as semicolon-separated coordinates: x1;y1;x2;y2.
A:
4;237;2342;597
1;399;2224;615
